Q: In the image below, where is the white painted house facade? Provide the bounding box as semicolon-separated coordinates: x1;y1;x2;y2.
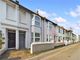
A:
31;13;57;43
0;0;77;55
56;26;64;43
0;0;32;51
31;14;42;42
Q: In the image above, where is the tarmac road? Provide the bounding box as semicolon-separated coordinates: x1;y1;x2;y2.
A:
27;42;80;60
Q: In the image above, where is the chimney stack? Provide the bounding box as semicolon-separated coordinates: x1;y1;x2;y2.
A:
12;0;19;4
15;0;19;4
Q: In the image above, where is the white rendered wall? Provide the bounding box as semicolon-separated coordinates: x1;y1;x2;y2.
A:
31;42;54;54
0;0;32;49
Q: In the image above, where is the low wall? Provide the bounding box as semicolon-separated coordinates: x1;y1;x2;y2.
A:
31;42;54;54
54;42;64;47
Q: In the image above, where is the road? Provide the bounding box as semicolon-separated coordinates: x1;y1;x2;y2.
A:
27;42;80;60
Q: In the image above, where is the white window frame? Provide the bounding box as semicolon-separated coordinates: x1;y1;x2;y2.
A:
35;32;40;42
19;9;27;24
35;15;41;27
6;3;16;21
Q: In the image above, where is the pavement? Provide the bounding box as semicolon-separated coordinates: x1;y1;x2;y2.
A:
26;42;80;60
0;49;33;60
0;43;80;60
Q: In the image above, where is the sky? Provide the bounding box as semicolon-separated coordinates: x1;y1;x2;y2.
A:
19;0;80;35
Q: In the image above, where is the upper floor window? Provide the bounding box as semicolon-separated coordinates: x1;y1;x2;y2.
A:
35;16;41;27
6;4;16;20
59;28;63;34
49;23;53;30
35;21;40;27
59;27;60;33
19;9;26;24
35;16;40;22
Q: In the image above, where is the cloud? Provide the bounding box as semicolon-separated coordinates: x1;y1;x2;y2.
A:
37;9;49;18
67;5;80;34
72;23;80;35
54;17;67;23
75;23;80;29
37;9;57;20
36;9;80;35
68;5;80;17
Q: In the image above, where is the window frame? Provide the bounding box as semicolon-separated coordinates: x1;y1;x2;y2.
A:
6;4;16;21
35;32;40;42
35;15;41;27
19;9;27;24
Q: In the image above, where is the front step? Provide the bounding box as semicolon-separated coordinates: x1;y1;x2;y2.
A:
0;49;32;60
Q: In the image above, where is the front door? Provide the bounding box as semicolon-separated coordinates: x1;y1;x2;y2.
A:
19;31;25;49
8;30;16;48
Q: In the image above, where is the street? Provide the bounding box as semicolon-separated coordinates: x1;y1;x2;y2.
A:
27;42;80;60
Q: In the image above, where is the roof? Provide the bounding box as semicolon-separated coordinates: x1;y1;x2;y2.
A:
10;0;57;26
57;26;72;31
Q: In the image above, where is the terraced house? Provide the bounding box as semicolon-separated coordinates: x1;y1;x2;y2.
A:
66;30;73;44
0;0;77;55
0;0;34;54
56;26;64;43
31;13;57;43
72;33;76;43
56;26;76;45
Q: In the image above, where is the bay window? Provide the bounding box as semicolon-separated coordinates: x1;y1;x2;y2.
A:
35;16;41;27
35;33;40;42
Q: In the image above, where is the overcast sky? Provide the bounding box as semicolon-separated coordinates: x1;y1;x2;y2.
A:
19;0;80;35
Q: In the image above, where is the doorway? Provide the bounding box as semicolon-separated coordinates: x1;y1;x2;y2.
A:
19;31;25;49
8;30;16;48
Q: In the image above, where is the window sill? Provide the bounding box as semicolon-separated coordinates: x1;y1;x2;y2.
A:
6;18;16;22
